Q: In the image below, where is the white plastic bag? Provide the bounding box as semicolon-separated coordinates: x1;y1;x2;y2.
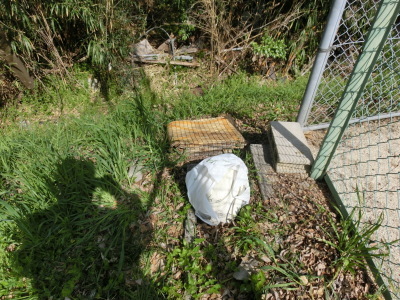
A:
185;153;250;226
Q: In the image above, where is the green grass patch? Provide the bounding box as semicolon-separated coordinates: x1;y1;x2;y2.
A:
0;85;169;298
167;74;308;122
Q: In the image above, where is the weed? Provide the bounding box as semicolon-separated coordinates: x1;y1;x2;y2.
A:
1;69;385;299
318;203;392;286
251;34;287;60
163;239;221;299
0;90;169;298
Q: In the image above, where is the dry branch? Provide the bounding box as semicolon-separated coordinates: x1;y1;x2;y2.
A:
133;58;200;67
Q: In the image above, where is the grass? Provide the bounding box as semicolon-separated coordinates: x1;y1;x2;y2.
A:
168;74;307;122
0;69;389;299
0;80;169;298
317;203;392;286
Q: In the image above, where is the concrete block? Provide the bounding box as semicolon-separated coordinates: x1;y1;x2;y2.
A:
269;121;314;174
250;143;278;200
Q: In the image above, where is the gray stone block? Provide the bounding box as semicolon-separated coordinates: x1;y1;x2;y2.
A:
250;143;278;200
269;121;314;174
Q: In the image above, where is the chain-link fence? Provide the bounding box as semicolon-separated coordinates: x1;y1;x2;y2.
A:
299;0;400;298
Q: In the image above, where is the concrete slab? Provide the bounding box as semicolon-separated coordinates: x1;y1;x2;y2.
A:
274;162;310;174
250;143;278;200
269;121;314;174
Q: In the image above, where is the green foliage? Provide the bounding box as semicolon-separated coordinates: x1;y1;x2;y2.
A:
280;0;328;73
251;35;287;60
0;0;331;108
145;0;196;38
178;24;196;41
0;0;330;101
318;203;392;284
0;0;144;74
1;69;389;298
0;89;168;298
169;74;307;122
232;203;305;297
233;204;271;255
163;239;221;298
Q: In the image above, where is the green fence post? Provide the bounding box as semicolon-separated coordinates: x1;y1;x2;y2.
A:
311;0;400;180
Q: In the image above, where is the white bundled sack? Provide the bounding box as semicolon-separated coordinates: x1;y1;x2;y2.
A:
185;153;250;226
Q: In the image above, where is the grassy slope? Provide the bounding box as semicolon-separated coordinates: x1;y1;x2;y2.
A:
0;71;382;299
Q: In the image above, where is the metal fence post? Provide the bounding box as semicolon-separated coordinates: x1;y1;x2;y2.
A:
297;0;347;127
310;0;400;180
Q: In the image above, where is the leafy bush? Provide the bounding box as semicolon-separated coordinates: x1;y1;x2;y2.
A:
251;35;287;60
0;0;144;76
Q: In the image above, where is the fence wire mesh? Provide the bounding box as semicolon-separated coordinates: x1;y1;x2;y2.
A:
328;118;400;297
306;0;381;126
302;0;400;297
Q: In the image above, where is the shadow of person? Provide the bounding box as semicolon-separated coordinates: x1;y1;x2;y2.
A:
12;156;160;299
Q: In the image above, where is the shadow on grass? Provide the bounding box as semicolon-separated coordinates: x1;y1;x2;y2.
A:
12;157;163;299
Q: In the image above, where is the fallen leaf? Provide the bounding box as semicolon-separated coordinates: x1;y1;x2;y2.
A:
260;255;271;263
316;262;326;276
299;275;308;285
150;252;165;274
173;270;182;279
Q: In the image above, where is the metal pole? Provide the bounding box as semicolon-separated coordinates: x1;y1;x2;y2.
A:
311;0;400;180
303;111;400;131
297;0;347;127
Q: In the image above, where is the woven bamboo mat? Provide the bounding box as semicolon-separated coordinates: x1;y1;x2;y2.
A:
167;117;246;161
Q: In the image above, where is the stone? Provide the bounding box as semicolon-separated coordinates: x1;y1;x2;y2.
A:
128;161;144;183
233;266;250;281
184;208;197;243
233;254;260;281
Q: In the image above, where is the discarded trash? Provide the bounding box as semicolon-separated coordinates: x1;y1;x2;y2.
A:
132;38;200;67
132;39;155;56
185;153;250;226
